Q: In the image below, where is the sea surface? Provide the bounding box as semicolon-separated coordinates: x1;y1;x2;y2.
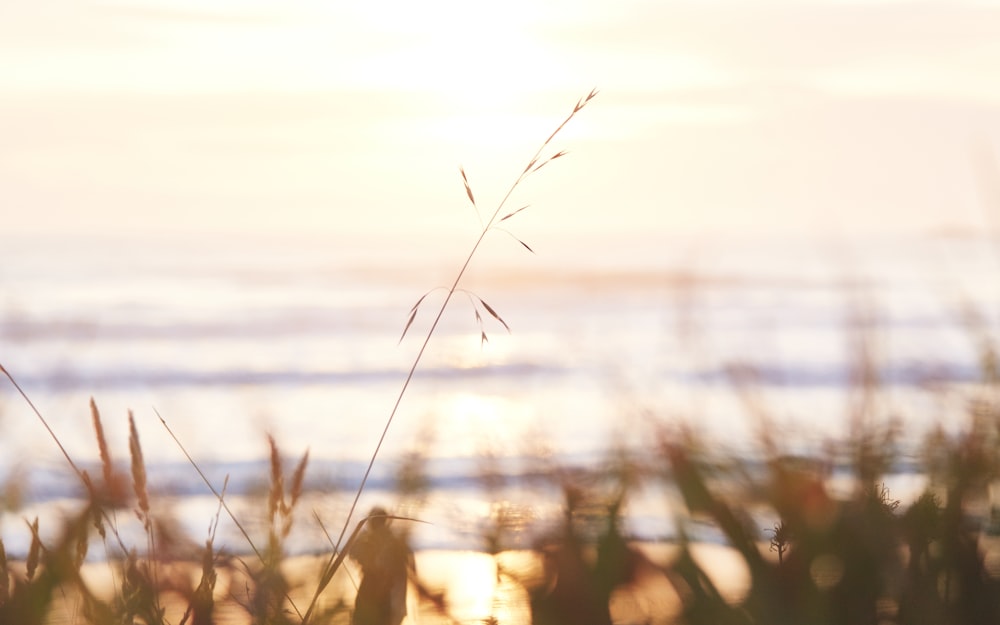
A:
1;230;998;556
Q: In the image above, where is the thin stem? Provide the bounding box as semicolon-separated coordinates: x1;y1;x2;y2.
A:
0;363;83;478
0;363;132;557
156;410;265;563
157;409;304;620
302;89;597;623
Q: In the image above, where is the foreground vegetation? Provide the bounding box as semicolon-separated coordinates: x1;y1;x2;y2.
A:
1;372;999;625
3;91;1000;624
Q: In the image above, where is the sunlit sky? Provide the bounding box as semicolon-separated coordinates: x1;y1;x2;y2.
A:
2;0;1000;239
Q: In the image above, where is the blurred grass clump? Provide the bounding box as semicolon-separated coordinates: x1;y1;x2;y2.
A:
3;374;1000;624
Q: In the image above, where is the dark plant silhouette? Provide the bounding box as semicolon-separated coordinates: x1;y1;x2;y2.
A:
348;507;414;625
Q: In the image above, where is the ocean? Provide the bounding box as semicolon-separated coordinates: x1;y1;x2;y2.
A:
1;229;998;556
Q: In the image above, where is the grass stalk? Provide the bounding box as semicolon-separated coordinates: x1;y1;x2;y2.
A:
0;364;84;482
156;409;266;563
157;410;305;620
90;399;114;493
301;88;597;624
0;91;597;624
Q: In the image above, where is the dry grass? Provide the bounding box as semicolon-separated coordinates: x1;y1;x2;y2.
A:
3;90;1000;625
0;91;602;624
303;88;598;624
1;360;1000;624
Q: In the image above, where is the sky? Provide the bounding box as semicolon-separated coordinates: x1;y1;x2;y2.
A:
2;0;1000;239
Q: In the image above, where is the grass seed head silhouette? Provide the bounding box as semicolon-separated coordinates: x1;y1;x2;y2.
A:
302;89;598;624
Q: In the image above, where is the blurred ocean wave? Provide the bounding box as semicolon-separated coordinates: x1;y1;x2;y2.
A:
0;230;998;553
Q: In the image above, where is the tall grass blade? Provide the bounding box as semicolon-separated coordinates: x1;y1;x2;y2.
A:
302;89;597;624
156;410;264;561
1;363;84;481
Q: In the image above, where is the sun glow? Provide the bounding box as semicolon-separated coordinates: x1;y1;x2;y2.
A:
335;0;578;150
437;393;534;457
451;393;503;424
342;1;569;95
3;0;997;237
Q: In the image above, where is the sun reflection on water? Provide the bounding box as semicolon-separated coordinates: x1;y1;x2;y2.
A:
413;550;540;625
436;392;535;457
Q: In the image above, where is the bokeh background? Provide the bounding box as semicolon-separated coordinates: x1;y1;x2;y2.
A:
3;0;1000;239
2;0;1000;556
